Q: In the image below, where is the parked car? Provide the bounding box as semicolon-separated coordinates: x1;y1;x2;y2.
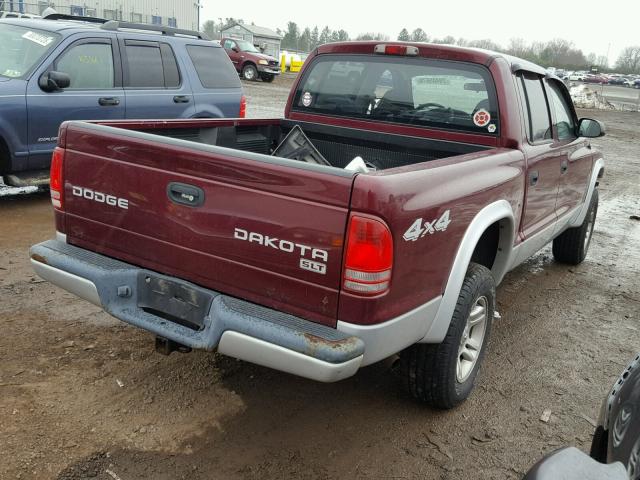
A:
569;71;587;81
31;41;605;409
524;353;640;479
608;76;628;86
584;74;609;84
0;15;244;187
632;79;640;89
221;37;280;82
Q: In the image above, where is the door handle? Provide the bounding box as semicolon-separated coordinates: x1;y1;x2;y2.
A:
98;97;120;106
167;182;204;207
560;160;569;174
529;170;539;186
173;95;191;104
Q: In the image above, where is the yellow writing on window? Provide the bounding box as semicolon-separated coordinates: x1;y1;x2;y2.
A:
78;55;100;64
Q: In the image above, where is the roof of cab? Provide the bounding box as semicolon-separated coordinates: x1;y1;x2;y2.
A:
315;41;548;76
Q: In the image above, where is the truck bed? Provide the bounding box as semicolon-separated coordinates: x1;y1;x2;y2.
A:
99;118;491;171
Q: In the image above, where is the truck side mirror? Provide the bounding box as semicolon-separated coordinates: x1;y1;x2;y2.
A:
577;118;605;138
39;71;71;92
231;46;239;53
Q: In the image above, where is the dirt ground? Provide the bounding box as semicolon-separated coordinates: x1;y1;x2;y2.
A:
1;75;639;479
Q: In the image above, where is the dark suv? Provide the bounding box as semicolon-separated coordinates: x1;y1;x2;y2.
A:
0;15;244;187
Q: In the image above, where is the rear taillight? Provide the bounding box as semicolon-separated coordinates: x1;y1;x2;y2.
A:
343;215;393;295
50;147;65;210
239;95;247;118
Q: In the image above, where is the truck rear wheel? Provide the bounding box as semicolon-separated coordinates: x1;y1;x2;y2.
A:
400;263;495;409
553;188;598;265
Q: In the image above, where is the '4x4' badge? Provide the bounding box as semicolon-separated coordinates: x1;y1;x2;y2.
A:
403;210;452;242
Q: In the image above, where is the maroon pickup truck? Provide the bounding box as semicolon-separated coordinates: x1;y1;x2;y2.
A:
31;42;605;409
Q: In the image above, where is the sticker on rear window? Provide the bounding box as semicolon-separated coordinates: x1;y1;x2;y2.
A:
301;91;313;107
22;31;55;47
473;109;491;127
487;124;496;133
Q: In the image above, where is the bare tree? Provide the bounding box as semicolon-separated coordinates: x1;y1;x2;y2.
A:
397;28;410;41
411;28;429;42
615;46;640;74
356;32;389;41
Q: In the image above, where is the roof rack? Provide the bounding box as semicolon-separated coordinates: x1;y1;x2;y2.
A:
100;20;209;40
43;14;209;40
44;13;109;24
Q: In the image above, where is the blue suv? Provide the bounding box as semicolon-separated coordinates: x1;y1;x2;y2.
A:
0;15;244;186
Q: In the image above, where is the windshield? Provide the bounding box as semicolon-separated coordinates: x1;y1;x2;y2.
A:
0;24;59;78
235;39;260;53
292;55;500;135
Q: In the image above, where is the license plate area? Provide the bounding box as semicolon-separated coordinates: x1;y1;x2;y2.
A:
137;273;213;331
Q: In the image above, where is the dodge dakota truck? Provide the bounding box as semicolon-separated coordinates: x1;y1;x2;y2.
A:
30;41;605;409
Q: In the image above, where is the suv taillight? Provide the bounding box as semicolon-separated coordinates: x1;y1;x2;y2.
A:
239;95;247;118
343;215;393;295
50;147;65;210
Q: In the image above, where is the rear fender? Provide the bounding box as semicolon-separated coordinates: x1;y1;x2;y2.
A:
419;199;515;343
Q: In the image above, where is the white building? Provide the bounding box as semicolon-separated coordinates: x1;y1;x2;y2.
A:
1;0;200;30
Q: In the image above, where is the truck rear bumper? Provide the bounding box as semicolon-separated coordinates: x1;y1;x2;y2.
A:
30;240;364;382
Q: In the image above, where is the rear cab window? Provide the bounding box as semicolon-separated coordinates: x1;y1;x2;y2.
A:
518;73;552;143
292;55;500;135
186;45;240;89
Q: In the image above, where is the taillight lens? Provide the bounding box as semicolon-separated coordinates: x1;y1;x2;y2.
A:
239;95;247;118
343;215;393;295
50;147;65;210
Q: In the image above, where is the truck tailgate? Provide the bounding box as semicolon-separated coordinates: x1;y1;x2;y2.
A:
60;122;354;326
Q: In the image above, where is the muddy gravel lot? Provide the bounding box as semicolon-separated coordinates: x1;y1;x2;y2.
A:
1;75;639;480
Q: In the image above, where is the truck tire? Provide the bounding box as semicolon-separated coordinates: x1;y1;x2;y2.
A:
400;263;495;409
242;64;258;81
261;73;275;83
553;188;598;265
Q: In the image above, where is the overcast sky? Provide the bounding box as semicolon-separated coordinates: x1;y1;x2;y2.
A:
201;0;639;66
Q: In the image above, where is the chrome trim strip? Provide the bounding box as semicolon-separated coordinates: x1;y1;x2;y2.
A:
30;259;101;306
217;331;363;382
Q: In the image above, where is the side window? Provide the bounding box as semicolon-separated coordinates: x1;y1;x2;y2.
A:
223;40;235;50
547;81;576;140
186;45;240;89
55;42;114;89
124;43;164;88
520;73;552;142
124;42;180;88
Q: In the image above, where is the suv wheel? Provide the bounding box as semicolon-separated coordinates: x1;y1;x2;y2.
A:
261;74;275;83
553;188;598;265
242;64;258;81
400;263;495;409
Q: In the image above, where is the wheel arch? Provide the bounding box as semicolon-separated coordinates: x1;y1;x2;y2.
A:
420;200;515;343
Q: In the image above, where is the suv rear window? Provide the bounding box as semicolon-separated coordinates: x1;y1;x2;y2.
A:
186;45;240;89
292;55;499;135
